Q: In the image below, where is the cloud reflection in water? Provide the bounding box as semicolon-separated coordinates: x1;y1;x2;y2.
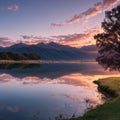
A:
0;62;119;119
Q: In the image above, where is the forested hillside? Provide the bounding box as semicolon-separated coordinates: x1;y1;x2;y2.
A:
0;52;40;60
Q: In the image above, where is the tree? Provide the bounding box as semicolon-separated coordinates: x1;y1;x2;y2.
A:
0;52;40;60
94;5;120;71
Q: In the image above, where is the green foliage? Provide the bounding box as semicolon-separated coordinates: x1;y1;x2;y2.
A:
0;52;40;60
70;98;120;120
23;53;41;60
95;77;120;96
69;77;120;120
94;5;120;71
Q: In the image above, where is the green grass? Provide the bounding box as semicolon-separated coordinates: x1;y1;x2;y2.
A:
69;77;120;120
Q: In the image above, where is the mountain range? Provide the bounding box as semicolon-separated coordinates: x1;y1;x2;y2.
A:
0;42;98;60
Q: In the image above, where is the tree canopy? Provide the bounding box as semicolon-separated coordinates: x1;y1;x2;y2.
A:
0;52;40;60
94;5;120;71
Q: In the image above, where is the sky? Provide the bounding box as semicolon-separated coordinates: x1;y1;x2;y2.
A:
0;0;120;47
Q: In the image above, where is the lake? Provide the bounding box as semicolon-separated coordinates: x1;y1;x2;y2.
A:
0;62;119;120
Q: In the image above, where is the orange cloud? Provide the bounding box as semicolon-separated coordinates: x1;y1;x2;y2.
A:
20;28;102;47
0;28;102;47
51;28;103;47
103;0;120;10
51;0;120;26
0;28;103;47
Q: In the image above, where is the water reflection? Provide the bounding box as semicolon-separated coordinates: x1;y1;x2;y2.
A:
0;62;119;79
0;62;119;120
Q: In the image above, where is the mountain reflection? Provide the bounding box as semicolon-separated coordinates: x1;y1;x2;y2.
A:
0;62;118;79
0;62;119;120
0;72;103;120
0;63;39;70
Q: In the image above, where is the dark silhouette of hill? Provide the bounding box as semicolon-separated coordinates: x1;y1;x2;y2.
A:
0;52;40;60
0;42;97;60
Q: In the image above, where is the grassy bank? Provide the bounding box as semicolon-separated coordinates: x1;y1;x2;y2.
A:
69;77;120;120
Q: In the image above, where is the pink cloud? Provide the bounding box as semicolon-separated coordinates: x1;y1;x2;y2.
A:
0;37;10;41
0;74;12;83
51;0;120;26
0;5;19;12
20;35;53;45
20;29;101;47
0;37;14;47
52;93;83;102
103;0;120;10
51;23;64;27
0;28;102;47
7;5;19;11
66;15;83;24
51;29;102;47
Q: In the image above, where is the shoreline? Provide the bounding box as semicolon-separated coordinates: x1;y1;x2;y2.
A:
69;77;120;120
0;60;96;64
94;80;118;98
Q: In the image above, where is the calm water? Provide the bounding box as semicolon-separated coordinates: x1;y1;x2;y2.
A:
0;62;119;120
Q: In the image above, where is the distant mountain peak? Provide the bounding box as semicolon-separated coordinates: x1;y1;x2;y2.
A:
37;42;59;46
13;43;25;46
10;43;29;48
0;42;97;60
48;42;58;45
